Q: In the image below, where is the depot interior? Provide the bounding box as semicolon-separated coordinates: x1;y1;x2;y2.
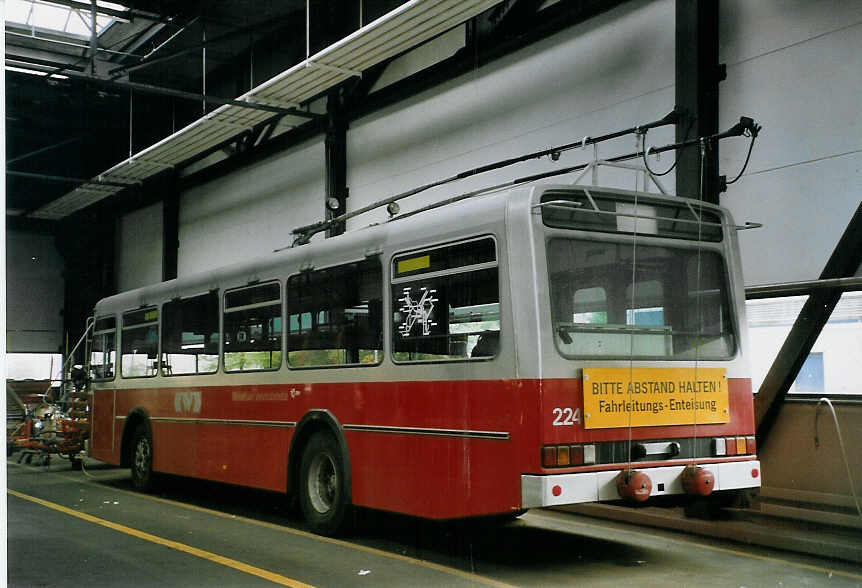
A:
5;0;861;558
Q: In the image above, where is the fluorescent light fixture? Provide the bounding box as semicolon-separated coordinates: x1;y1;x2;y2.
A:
4;64;69;79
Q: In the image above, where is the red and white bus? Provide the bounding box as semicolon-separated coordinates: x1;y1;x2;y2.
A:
86;183;760;535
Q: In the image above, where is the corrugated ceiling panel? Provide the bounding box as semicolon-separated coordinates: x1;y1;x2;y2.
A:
32;0;502;220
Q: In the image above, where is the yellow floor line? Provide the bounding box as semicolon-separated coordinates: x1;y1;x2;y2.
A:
527;511;862;581
9;463;515;588
8;489;314;588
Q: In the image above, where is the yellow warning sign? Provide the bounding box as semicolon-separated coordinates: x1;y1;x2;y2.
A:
583;367;729;429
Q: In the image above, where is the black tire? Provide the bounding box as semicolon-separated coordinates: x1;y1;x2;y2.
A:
298;432;351;536
130;423;154;492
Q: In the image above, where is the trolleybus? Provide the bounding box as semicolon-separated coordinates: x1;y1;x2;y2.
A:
86;183;760;535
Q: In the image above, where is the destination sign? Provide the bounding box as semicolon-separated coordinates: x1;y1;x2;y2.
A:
582;367;729;429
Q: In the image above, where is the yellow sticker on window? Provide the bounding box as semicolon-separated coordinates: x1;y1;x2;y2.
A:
397;255;430;274
582;367;729;429
145;310;158;322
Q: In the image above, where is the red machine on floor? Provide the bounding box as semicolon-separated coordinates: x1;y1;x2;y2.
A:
7;369;89;468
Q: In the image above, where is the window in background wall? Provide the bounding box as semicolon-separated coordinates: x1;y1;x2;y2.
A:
746;291;862;396
5;353;63;381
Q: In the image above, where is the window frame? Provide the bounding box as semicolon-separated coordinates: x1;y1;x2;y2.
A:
545;235;738;361
390;235;501;365
90;315;117;381
223;281;283;374
160;291;221;377
286;257;384;370
120;306;160;379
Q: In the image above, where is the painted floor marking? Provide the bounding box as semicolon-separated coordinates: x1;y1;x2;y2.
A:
9;462;515;588
527;511;862;581
8;489;314;588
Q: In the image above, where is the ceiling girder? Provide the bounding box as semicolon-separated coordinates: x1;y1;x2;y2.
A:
49;70;321;118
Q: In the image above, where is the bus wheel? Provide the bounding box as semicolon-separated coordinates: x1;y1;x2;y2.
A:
131;424;154;492
299;432;350;536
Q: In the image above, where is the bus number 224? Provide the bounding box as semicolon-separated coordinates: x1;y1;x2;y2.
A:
552;407;581;426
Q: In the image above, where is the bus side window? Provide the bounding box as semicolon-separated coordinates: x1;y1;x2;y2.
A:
391;237;500;362
161;292;220;376
90;316;116;380
224;282;282;372
287;259;383;368
121;308;159;378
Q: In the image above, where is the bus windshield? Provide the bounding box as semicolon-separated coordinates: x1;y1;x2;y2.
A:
547;238;736;360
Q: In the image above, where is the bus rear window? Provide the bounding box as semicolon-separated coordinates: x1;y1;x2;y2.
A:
548;239;735;360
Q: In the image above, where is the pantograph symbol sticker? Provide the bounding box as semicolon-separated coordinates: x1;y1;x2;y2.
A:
399;286;438;337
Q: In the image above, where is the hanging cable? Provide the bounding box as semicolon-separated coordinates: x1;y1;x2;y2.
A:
725;129;758;185
688;139;711;466
814;398;862;519
640;115;695;177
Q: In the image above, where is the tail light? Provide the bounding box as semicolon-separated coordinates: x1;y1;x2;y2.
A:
542;444;596;468
714;436;757;457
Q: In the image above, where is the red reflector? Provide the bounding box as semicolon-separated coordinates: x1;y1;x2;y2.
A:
746;436;757;455
570;445;584;465
752;468;759;478
725;437;737;456
552;485;562;497
542;446;556;468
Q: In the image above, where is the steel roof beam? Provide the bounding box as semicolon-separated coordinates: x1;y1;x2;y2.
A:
56;70;320;118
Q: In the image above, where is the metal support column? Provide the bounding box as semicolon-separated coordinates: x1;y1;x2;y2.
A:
675;0;724;203
325;91;348;238
755;202;862;447
57;208;117;364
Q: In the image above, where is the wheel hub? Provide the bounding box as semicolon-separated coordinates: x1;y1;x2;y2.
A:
307;453;337;514
134;438;151;477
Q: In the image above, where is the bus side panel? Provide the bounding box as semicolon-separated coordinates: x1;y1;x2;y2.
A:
89;388;117;464
115;386;292;492
346;379;541;520
108;378;541;518
153;422;290;492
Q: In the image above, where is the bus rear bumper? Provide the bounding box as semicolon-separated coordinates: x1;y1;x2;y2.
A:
521;459;761;508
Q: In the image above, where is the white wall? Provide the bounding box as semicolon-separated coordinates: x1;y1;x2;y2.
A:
178;138;326;274
348;0;677;229
719;1;862;285
117;202;163;291
175;0;676;272
168;0;861;288
5;230;64;352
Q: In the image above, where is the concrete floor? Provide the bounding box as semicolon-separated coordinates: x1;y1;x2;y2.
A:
7;458;862;587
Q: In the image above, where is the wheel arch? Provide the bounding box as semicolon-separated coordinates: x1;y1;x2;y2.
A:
120;408;151;468
288;410;352;505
